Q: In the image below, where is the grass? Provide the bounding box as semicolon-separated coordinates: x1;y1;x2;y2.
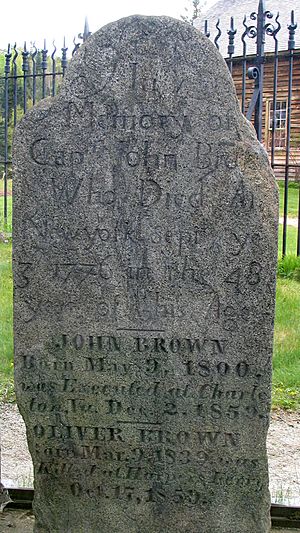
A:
278;179;299;219
0;179;299;409
272;278;300;410
0;240;14;402
277;179;299;256
277;255;300;280
0;179;12;238
278;224;298;257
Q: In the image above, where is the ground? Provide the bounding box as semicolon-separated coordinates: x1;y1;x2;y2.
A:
268;410;300;505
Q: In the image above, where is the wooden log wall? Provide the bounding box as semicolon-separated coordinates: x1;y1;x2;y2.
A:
232;52;300;181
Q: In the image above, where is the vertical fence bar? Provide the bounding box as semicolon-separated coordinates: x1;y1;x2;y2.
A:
254;0;266;142
22;42;29;114
282;11;297;257
12;45;18;127
204;20;210;39
41;40;48;98
51;42;57;96
214;19;221;50
31;44;37;106
227;17;236;75
241;17;248;115
82;17;91;42
270;14;281;169
61;38;68;77
3;45;11;225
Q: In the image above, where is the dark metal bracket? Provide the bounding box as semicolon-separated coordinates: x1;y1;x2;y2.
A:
246;66;260;121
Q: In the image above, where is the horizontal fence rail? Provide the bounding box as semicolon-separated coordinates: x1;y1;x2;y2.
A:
0;2;299;255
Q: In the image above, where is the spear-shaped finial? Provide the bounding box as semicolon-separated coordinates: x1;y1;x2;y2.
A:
83;17;92;42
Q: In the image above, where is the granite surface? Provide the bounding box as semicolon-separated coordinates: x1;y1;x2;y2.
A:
13;15;278;533
1;509;299;533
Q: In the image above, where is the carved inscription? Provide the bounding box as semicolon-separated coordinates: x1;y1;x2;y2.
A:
18;330;271;511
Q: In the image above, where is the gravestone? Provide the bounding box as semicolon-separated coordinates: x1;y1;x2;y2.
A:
13;15;278;533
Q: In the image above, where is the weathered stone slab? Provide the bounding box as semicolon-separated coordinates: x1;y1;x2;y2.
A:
13;16;278;533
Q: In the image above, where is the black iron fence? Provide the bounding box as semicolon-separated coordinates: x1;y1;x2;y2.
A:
201;0;300;256
0;0;299;256
0;35;84;224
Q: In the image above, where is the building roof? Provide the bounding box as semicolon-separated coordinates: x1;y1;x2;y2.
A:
196;0;299;57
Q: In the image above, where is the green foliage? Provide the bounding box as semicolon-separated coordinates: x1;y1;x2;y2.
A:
277;255;300;280
0;239;13;403
272;383;300;410
0;379;15;403
0;180;12;403
0;180;12;238
272;485;295;505
181;0;206;25
273;278;300;410
278;179;300;219
278;224;298;257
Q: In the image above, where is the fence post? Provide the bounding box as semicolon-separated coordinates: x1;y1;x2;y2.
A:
254;0;266;141
3;45;11;226
78;18;92;45
283;11;298;257
246;0;267;141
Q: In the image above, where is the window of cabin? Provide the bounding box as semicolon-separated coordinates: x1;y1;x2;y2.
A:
267;99;287;149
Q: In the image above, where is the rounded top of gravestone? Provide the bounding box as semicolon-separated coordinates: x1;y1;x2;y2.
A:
60;15;236;105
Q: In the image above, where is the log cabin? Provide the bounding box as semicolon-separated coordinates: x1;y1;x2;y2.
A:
197;0;300;180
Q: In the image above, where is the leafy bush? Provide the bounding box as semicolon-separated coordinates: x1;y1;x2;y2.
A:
272;382;300;410
277;255;300;280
